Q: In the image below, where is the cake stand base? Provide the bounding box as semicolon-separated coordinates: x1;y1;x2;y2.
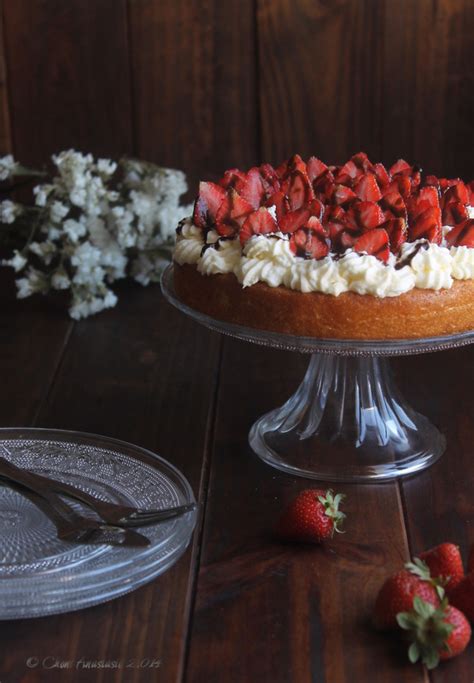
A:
249;354;445;482
162;265;473;483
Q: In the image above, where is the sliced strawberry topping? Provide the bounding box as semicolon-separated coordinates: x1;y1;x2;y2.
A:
418;186;440;208
408;206;442;244
468;180;474;205
333;184;357;207
275;160;289;179
215;190;254;236
442;181;470;206
442;201;469;226
239;208;277;245
324;207;357;252
354;174;382;202
287;154;307;173
445;219;474;247
306;215;328;238
410;168;422;190
306;156;328;182
328;221;346;244
236;167;265;209
339;230;359;250
289;228;329;260
195;154;472;257
312;169;336;201
407;197;439;223
353;201;385;230
381;191;407;219
308;198;325;221
193;181;227;229
380;218;407;252
439;178;459;192
335;160;360;186
389;159;412;176
354;228;390;263
288;167;314;210
424;174;440;189
387;174;412;199
265;190;290;222
323;205;345;224
374;162;390;188
342;206;360;232
218;168;246;189
279;208;312;234
351;152;375;173
259;164;280;196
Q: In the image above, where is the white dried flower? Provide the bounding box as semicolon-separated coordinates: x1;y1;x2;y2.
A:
33;184;54;207
0;200;21;224
51;269;70;290
63;218;87;243
50;200;69;223
45;224;62;241
29;240;57;266
16;267;48;298
97;159;117;176
111;207;136;248
2;249;27;272
0;155;19;181
1;150;191;319
71;241;105;286
69;288;117;320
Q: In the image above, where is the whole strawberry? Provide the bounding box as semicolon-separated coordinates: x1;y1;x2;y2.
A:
373;560;440;630
450;572;474;621
397;597;471;669
419;543;464;593
276;489;345;543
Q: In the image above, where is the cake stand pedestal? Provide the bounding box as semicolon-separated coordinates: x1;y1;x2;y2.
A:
162;265;473;483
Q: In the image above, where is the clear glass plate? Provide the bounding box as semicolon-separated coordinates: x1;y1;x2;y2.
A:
0;428;197;619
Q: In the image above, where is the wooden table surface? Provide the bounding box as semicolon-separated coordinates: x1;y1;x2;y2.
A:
0;269;473;683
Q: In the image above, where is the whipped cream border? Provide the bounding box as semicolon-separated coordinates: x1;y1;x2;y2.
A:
173;218;474;298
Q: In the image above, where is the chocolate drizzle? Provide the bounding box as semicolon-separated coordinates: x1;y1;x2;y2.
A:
394;241;429;269
200;235;238;257
176;218;188;236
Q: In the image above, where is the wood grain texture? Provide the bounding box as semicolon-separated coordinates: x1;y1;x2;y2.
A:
0;269;72;426
396;347;474;683
2;0;133;165
0;0;12;154
0;285;221;683
257;0;385;166
185;340;426;683
382;0;474;179
128;0;258;175
257;0;474;179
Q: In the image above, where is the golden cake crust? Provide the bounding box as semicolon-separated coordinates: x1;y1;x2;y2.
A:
173;262;474;340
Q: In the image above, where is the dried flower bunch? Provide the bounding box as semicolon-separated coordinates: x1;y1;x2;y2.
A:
0;150;192;318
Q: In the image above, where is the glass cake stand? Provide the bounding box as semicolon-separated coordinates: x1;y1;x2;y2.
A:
161;265;473;482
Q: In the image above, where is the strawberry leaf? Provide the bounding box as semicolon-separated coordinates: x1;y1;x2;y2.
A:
408;642;420;664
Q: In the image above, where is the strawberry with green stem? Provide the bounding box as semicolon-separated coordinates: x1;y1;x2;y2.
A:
276;489;346;543
419;543;464;594
373;558;444;630
397;596;471;669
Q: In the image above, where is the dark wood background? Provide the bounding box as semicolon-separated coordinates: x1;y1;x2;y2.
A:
0;0;473;181
0;2;474;682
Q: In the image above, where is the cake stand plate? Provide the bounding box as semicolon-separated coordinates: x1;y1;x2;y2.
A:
161;265;473;482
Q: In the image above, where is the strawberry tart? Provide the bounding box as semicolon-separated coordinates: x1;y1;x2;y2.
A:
173;153;474;340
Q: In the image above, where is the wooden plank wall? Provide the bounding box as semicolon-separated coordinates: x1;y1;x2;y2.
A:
0;0;472;180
